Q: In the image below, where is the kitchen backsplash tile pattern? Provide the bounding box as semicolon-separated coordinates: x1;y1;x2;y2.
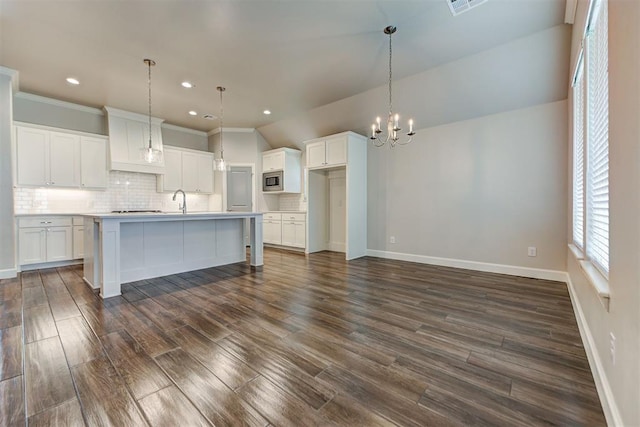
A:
14;171;211;214
278;193;307;211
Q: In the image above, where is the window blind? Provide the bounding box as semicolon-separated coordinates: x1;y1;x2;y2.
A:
573;59;585;250
586;0;609;275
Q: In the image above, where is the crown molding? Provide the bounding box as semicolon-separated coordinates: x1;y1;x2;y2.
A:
0;67;19;92
207;127;255;137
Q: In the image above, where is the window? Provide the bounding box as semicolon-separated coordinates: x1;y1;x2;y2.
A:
572;0;609;277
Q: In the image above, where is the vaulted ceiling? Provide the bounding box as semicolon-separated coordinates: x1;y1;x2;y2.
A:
0;0;567;140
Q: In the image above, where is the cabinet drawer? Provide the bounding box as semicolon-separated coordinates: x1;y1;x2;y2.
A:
72;216;84;226
282;213;305;222
264;212;282;221
19;217;72;228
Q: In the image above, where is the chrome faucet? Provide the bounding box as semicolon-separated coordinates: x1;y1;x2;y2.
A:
172;189;187;214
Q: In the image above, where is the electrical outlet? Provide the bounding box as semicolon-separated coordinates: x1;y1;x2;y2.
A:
610;333;616;365
389;236;396;244
527;246;537;257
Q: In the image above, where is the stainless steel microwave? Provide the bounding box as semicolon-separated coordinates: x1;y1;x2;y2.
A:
263;171;283;192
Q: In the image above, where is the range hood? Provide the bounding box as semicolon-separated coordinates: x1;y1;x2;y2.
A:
104;106;165;174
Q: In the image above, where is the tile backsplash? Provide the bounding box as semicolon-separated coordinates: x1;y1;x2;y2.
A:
14;171;212;214
278;193;307;211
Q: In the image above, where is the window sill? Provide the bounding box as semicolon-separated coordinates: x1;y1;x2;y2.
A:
569;244;610;311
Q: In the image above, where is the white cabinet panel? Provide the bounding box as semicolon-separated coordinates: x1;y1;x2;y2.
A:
182;152;199;192
326;136;347;165
47;227;73;262
282;220;305;248
263;220;282;245
49;132;80;187
306;141;327;168
73;226;84;259
80;136;108;188
263;151;285;172
159;148;182;192
16;127;49;186
196;154;213;193
18;228;47;265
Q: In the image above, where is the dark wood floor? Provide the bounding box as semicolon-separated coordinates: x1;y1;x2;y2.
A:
1;248;606;426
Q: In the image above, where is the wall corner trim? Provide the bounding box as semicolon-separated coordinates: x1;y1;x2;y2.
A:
365;249;567;282
565;274;623;427
0;268;17;279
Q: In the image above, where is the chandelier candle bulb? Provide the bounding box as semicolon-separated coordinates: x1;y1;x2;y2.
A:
371;124;376;138
409;119;413;133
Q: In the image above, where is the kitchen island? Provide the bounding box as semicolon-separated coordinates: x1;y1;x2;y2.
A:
83;212;263;298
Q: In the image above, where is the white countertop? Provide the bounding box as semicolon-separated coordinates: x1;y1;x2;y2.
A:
263;210;306;213
85;211;263;220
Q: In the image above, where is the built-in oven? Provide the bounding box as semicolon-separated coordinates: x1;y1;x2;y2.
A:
263;171;283;192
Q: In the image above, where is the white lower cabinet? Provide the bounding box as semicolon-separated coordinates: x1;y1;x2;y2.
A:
281;213;306;248
18;217;73;265
263;213;282;245
263;212;306;249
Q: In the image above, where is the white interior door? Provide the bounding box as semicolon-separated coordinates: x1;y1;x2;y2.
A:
227;165;253;245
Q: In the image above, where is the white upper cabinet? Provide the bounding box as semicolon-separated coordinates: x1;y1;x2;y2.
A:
80;136;108;189
159;147;182;192
156;146;214;194
104;106;165;174
305;135;347;168
263;151;285;172
16;125;80;188
15;123;108;189
49;132;81;187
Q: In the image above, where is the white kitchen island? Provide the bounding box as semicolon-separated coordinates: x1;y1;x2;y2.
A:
83;212;263;298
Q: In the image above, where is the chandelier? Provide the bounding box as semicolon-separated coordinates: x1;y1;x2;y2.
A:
140;58;163;163
214;86;229;172
370;26;415;147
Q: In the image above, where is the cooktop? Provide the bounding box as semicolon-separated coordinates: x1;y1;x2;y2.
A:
110;210;162;213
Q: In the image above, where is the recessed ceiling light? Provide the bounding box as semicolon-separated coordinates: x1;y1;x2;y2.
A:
181;81;194;88
263;110;271;115
188;110;197;116
66;77;80;85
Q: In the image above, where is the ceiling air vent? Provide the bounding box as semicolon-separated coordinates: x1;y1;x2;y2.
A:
447;0;488;16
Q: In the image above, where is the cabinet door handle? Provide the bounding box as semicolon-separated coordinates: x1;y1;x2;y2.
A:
40;221;52;224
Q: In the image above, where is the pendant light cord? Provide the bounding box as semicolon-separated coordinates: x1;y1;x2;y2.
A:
388;29;393;118
217;86;225;161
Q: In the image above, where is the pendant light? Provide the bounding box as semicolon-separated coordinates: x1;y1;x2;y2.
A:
140;58;163;163
214;86;229;172
370;26;415;147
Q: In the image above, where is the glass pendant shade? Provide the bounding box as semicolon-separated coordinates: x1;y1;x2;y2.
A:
141;145;163;163
214;157;228;172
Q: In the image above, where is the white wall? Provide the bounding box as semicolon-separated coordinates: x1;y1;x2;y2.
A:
0;68;17;278
368;100;567;273
565;1;640;425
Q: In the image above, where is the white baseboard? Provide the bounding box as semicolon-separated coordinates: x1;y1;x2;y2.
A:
365;249;567;282
565;274;623;427
0;268;17;279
